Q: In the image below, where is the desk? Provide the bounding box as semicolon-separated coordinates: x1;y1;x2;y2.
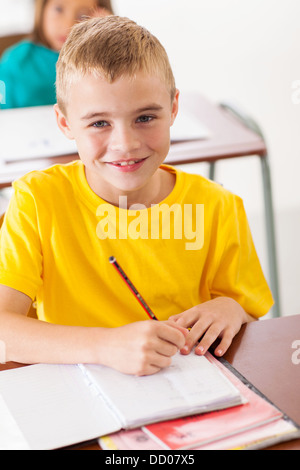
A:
224;314;300;450
0;315;299;450
166;94;267;165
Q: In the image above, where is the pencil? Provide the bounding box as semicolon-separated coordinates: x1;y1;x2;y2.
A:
109;256;158;321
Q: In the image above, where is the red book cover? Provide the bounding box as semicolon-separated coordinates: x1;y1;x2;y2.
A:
143;353;282;450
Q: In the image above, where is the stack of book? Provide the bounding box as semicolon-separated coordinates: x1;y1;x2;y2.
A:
99;353;300;451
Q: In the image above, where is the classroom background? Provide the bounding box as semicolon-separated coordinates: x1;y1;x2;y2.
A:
1;0;299;319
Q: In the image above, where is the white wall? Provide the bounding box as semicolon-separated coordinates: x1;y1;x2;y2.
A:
1;0;300;316
0;0;34;35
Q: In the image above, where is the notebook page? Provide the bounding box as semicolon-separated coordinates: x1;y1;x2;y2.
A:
0;394;30;450
83;352;243;428
0;364;120;450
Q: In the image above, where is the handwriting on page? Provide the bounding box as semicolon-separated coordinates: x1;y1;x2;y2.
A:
162;353;237;405
83;352;241;427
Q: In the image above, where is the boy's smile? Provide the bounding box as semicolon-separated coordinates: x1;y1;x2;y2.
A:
55;72;179;207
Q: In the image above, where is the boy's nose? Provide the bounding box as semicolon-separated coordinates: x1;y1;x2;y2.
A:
109;126;142;154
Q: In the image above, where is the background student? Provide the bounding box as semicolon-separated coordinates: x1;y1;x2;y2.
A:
0;0;114;109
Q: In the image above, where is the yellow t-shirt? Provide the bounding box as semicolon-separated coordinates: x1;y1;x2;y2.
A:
0;161;273;326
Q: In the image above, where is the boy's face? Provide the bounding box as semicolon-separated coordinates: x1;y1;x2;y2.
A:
55;71;179;205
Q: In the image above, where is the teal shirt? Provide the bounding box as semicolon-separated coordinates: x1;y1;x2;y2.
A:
0;40;59;109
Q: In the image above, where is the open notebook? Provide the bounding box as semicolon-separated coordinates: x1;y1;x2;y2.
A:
0;352;243;450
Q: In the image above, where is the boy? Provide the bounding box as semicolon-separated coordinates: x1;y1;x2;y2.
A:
0;17;273;375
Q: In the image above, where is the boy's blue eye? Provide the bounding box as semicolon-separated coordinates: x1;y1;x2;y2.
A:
92;121;108;128
137;115;153;123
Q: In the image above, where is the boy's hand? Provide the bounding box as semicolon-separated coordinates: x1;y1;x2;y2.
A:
168;297;256;357
100;321;188;376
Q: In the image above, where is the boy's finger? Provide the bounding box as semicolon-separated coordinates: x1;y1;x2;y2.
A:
169;323;190;338
194;324;223;356
180;317;212;354
155;339;179;358
213;333;233;357
160;322;188;349
168;306;203;328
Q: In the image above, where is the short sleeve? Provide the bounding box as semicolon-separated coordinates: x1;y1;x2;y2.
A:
0;181;43;299
210;195;274;317
0;47;18;109
0;63;14;109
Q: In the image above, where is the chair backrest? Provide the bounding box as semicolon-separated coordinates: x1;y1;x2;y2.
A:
0;213;37;318
0;34;27;56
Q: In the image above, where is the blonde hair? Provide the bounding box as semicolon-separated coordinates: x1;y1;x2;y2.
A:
56;16;176;114
31;0;115;47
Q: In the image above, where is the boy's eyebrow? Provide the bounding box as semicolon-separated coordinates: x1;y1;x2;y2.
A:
135;104;164;113
80;111;108;121
80;104;164;121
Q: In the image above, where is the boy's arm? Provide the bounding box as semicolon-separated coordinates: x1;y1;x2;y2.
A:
0;285;107;365
0;285;187;375
168;296;256;357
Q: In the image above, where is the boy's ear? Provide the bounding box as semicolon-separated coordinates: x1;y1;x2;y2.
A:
54;104;75;140
170;89;180;126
